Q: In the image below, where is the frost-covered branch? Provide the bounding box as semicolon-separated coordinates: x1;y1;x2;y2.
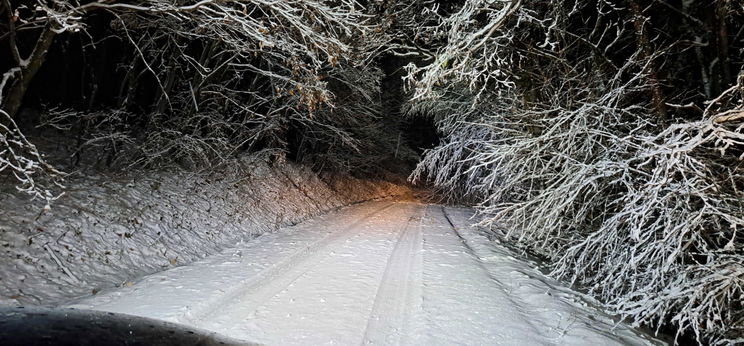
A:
405;0;744;343
0;110;63;204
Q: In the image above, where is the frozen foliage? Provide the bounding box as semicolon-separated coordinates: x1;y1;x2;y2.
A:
93;0;380;168
0;110;62;203
1;0;407;192
407;0;744;343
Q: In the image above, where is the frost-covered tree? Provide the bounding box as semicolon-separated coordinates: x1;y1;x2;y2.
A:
1;0;403;196
405;0;744;343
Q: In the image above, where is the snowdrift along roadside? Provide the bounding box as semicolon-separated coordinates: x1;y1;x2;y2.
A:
0;155;408;305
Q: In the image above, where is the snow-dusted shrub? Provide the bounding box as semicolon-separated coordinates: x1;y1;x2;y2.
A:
405;0;744;343
0;110;63;204
555;113;744;343
2;1;402;171
100;0;378;169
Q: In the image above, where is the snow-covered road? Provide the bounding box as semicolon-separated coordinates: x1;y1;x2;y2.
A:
69;201;664;345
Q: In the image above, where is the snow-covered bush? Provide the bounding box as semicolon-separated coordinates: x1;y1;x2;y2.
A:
2;1;411;175
406;0;744;343
0;110;62;203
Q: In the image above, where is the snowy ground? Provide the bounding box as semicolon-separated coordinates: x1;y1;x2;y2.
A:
0;155;406;305
69;200;665;345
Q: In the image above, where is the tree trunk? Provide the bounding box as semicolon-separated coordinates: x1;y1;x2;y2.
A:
2;24;58;120
716;2;731;87
629;0;667;119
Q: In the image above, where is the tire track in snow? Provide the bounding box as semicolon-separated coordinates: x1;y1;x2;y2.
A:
437;205;544;334
417;205;550;345
67;201;663;345
184;201;397;325
202;202;422;344
362;205;426;345
439;206;661;345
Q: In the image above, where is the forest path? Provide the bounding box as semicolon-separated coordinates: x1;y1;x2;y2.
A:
69;200;662;345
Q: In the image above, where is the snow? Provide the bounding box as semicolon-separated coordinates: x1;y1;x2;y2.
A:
0;155;406;305
68;201;665;345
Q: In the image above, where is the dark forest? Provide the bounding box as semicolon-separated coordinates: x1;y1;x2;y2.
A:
2;1;744;343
